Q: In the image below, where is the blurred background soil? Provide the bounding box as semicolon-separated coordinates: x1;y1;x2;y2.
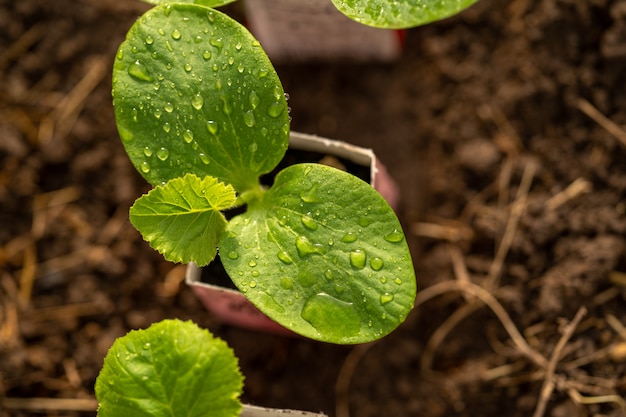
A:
1;0;626;416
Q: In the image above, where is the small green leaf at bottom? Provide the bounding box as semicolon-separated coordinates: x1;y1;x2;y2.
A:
95;319;243;417
130;174;236;266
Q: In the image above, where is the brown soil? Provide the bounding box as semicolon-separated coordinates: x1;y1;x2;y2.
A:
1;0;626;416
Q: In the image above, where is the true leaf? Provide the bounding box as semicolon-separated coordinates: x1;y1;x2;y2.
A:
95;319;243;417
130;174;236;266
219;164;416;344
331;0;478;29
112;4;290;192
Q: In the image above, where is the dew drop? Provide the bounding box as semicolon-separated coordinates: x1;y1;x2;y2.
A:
210;37;223;50
183;130;194;143
393;278;402;285
165;40;173;52
248;260;257;267
199;153;210;165
324;269;334;280
301;213;318;231
143;147;153;157
235;42;242;51
228;56;235;65
380;276;388;284
152;81;160;91
164;102;174;113
280;277;293;290
249;281;257;288
193;35;203;43
206;120;218;135
145;35;154;45
358;217;371;227
277;251;293;264
380;293;394;305
370;257;384;271
163;122;171;133
140;161;151;173
248;142;258;153
227;251;239;260
350;249;367;269
243;110;256;127
171;29;181;40
267;102;284;118
128;60;153;82
202;50;212;60
249;91;260;109
301;293;360;338
295;235;326;257
153;108;162;118
251;270;260;277
341;232;358;243
184;63;192;72
191;93;204;110
156;147;169;161
300;184;322;204
384;229;404;243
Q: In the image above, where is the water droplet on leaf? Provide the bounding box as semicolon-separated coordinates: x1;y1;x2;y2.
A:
277;251;293;264
156;147;169;161
384;229;404;243
128;60;153;82
301;293;360;338
243;110;256;127
341;232;357;243
350;249;367;269
380;293;394;305
296;235;326;257
370;257;384;271
191;93;204;110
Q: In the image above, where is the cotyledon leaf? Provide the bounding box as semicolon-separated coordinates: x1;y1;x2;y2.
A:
219;164;416;344
95;319;243;417
112;4;290;192
331;0;478;29
130;174;236;266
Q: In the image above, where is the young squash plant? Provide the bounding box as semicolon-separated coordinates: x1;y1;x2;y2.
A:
113;0;476;345
114;1;415;344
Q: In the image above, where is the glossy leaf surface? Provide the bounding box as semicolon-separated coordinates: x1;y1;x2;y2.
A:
331;0;478;28
112;4;289;192
130;174;236;266
95;319;243;417
220;164;416;344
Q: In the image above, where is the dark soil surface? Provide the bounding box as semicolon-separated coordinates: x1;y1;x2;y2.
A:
2;0;626;416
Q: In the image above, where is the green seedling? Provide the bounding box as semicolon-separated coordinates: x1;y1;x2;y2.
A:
114;1;414;344
95;319;244;417
113;0;478;344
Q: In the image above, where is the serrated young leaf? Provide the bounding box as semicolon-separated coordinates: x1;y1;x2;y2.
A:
331;0;478;29
219;164;416;344
112;4;289;192
130;174;236;266
95;319;243;417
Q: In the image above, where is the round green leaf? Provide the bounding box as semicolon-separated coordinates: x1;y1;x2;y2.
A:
113;4;289;192
219;164;416;344
95;319;243;417
331;0;478;29
130;174;236;266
